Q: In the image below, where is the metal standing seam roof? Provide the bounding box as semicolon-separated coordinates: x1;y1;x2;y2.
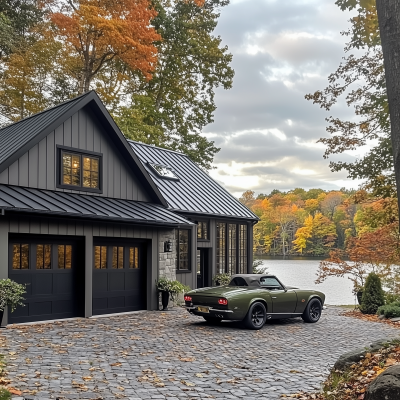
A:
0;93;90;167
0;185;193;226
128;141;259;221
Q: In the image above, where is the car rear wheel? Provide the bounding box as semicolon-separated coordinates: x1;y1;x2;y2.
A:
203;316;222;324
243;302;267;330
301;298;322;323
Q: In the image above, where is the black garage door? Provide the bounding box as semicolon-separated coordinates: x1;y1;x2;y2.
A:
8;235;84;324
92;240;146;315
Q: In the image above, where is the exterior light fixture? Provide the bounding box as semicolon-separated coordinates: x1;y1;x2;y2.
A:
164;239;172;252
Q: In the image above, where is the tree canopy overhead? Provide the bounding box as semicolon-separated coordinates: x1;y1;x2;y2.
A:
305;0;394;196
0;0;233;170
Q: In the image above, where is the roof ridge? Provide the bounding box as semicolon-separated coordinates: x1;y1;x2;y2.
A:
128;140;189;157
0;91;92;132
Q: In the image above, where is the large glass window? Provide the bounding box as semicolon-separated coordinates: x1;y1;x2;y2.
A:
217;223;249;275
36;244;52;269
12;244;29;270
228;224;237;275
239;225;248;274
58;245;72;269
61;150;100;190
216;223;226;274
176;229;190;271
197;221;208;240
94;246;107;269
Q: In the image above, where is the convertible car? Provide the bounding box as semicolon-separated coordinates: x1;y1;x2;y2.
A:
184;274;325;330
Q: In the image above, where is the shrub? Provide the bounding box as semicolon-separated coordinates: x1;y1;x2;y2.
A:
0;279;26;312
360;272;385;314
377;301;400;318
213;273;231;286
156;278;190;300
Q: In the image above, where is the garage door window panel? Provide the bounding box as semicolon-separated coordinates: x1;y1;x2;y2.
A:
36;244;52;270
58;245;72;269
12;244;29;270
129;247;139;269
94;246;107;269
112;246;124;269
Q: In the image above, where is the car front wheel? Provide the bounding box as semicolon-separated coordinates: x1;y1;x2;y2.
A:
301;298;322;323
243;302;267;330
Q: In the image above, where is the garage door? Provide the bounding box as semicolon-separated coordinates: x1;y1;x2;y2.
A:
8;236;84;324
92;241;146;315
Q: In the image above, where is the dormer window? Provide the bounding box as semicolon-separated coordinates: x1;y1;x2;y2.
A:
58;146;102;192
148;163;179;180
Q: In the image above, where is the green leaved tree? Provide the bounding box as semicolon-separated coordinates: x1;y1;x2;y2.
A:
114;0;234;169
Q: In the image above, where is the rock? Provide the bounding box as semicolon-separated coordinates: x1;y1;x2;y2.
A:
378;314;386;320
334;348;368;370
334;339;392;370
369;339;389;353
391;317;400;322
365;365;400;400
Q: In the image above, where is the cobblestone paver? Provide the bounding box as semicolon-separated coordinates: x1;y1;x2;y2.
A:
4;307;400;400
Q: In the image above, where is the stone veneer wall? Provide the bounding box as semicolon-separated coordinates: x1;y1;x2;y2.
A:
158;229;177;281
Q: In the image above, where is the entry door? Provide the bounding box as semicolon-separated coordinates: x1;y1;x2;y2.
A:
92;242;146;315
196;249;209;288
8;237;84;324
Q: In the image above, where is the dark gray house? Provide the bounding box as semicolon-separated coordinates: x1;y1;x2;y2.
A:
0;91;258;325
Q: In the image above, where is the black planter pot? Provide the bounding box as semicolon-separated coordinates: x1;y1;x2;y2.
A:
357;290;364;305
161;291;170;311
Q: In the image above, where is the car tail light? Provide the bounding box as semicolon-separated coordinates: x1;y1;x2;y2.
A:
184;295;192;302
218;298;228;306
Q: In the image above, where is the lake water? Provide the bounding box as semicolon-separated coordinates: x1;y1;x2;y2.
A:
257;257;356;306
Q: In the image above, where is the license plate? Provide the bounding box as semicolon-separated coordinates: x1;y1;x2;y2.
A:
198;306;209;313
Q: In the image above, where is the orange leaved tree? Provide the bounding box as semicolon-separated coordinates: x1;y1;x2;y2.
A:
50;0;161;94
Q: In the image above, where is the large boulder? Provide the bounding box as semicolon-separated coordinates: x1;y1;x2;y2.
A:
365;365;400;400
334;339;390;371
334;348;368;370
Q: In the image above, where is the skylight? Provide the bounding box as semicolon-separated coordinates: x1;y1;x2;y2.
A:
148;163;179;180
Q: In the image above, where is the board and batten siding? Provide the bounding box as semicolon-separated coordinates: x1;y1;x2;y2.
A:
0;107;151;202
0;214;173;325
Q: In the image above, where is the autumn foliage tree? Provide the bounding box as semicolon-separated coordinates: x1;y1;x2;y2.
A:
50;0;160;94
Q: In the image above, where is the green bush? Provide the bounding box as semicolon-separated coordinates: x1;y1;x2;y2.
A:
360;272;385;315
0;279;26;312
0;388;11;400
213;273;231;286
385;292;400;305
377;302;400;318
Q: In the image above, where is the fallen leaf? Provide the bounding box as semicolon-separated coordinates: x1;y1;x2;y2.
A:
7;387;22;395
181;380;195;387
110;362;122;367
82;376;92;381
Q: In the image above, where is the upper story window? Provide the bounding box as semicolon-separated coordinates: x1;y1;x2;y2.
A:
148;163;179;180
197;221;208;240
59;147;102;192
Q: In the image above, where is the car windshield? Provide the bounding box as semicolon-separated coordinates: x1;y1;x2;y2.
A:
229;277;248;286
260;277;283;290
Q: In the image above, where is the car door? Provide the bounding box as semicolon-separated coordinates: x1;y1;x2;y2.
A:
260;277;297;315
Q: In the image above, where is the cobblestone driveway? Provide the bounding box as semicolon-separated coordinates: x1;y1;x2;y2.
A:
4;307;400;400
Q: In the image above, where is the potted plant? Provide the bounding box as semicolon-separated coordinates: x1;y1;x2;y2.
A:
0;279;26;323
156;278;190;310
213;273;231;286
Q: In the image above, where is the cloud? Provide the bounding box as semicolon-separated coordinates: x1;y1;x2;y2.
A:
205;0;361;196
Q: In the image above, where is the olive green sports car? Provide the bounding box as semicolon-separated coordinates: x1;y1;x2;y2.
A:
184;274;325;330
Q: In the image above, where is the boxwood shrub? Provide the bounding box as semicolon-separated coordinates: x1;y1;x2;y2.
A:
377;302;400;319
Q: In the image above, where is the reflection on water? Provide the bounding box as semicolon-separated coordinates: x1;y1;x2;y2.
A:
257;257;356;306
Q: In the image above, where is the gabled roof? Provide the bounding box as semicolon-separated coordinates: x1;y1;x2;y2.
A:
0;91;167;207
129;141;259;221
0;184;192;227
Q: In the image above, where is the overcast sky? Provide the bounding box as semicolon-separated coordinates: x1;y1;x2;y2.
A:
205;0;363;197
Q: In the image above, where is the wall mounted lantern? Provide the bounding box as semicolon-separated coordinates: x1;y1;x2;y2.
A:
164;239;173;252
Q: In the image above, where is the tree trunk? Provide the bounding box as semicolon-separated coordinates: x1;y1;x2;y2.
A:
376;1;400;216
